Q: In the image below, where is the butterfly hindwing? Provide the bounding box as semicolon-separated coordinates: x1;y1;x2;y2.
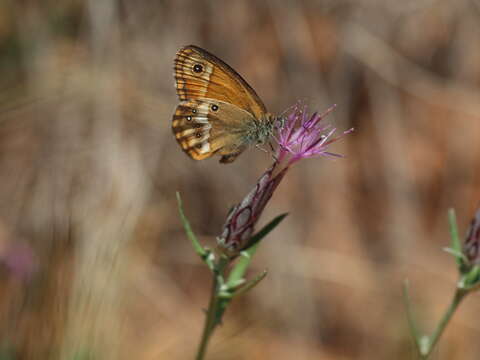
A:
173;100;213;160
172;99;255;162
174;45;267;121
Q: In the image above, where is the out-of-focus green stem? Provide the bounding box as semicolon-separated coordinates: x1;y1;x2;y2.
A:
419;288;468;359
195;257;229;360
176;192;206;258
195;275;220;360
403;280;421;344
404;209;475;359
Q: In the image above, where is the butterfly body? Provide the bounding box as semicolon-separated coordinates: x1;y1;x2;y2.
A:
172;45;277;163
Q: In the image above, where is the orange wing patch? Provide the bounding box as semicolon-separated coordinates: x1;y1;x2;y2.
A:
174;45;268;120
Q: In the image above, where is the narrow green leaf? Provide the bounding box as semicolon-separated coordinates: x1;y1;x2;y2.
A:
402;280;422;349
226;244;258;288
233;270;268;297
176;192;206;258
448;208;463;269
246;213;288;250
443;247;468;263
225;279;246;289
462;265;480;289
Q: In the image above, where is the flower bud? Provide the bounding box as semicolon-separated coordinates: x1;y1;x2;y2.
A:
217;164;286;256
464;207;480;265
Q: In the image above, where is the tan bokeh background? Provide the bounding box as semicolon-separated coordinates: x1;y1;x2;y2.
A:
1;1;480;359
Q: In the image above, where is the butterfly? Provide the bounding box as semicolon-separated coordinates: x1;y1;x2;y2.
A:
172;45;278;163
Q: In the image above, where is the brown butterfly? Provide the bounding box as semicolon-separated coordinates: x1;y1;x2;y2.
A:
172;45;278;163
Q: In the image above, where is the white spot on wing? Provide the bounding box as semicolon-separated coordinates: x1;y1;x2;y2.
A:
179;128;195;137
194;116;209;124
187;134;209;148
198;102;210;115
203;63;213;80
198;142;211;154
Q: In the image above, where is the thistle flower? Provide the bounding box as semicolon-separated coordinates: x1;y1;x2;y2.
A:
276;104;353;167
464;206;480;265
217;105;352;255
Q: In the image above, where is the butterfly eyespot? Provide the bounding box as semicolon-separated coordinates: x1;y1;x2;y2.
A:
195;132;202;138
192;109;197;113
211;104;218;111
193;123;202;128
193;64;203;73
186;116;192;121
195;144;203;149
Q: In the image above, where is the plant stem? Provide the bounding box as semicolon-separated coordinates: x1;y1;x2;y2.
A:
420;288;468;359
195;276;219;360
195;258;229;360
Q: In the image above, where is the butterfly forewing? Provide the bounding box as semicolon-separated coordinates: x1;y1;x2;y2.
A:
174;45;267;120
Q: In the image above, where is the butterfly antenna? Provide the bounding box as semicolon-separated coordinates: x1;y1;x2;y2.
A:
279;103;295;116
255;144;269;154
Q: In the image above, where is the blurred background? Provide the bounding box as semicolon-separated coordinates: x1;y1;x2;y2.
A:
1;0;480;359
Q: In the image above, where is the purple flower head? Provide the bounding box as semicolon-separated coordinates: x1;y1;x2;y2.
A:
275;104;353;166
464;206;480;265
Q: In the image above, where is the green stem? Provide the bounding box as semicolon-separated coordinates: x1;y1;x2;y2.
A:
420;288;468;359
195;258;229;360
403;280;421;344
195;277;220;360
